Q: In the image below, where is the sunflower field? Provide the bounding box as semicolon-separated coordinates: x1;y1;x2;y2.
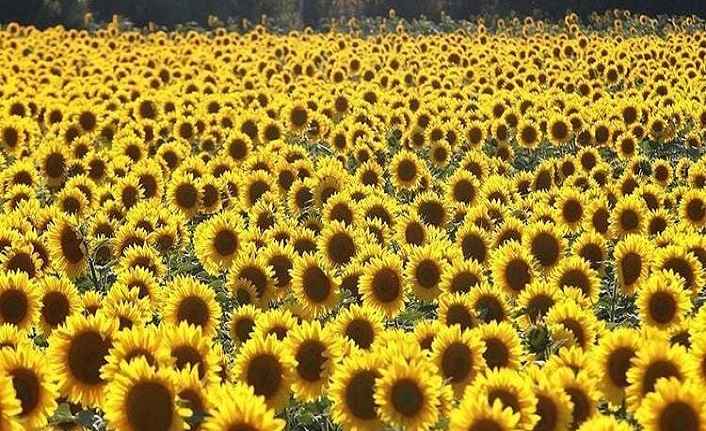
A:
2;8;706;431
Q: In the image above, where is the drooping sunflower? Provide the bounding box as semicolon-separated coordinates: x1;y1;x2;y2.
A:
103;357;184;431
201;383;285;431
329;351;385;431
291;253;340;317
431;325;486;397
234;334;294;412
47;312;117;407
285;320;343;402
160;276;221;338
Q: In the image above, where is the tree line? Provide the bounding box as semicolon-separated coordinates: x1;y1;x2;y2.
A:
1;0;705;29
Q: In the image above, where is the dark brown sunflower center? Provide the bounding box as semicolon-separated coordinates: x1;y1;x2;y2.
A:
303;266;331;303
608;347;636;388
344;370;378;420
416;259;440;289
295;340;327;382
346;318;374;349
11;368;40;417
649;291;677;324
661;401;700;431
0;289;27;325
397;160;417;183
441;342;472;383
41;291;70;326
176;296;209;328
391;378;424;417
214;230;238;256
126;381;174;431
531;232;560;267
175;183;198;209
371;268;401;303
60;226;85;264
534;394;558;431
233;318;255;343
505;259;531;292
483;338;509;369
68;331;110;385
328;233;355;266
173;346;205;379
643;360;680;395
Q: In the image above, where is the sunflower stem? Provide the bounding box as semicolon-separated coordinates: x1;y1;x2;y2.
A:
87;254;102;292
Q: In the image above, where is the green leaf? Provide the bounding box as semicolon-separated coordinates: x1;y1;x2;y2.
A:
49;403;74;424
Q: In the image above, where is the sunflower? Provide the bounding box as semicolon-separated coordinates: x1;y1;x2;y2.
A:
414;192;448;229
285;320;342;402
160;276;221;338
609;195;648;239
229;305;260;347
626;341;691;412
550;368;600;429
469;283;510;324
1;244;42;280
549;256;601;304
477;321;523;370
546;300;599;351
437;292;478;332
101;324;164;381
359;253;406;318
471;367;539;430
590;327;640;406
374;356;443;430
193;212;243;276
405;244;446;301
112;266;160;308
0;271;39;331
252;309;299;341
635;377;706;431
681;189;706;228
0;371;21;430
449;395;519;431
47;312;117;407
201;383;285;431
390;150;424;190
517;119;542;148
103;357;184;431
333;304;385;353
46;217;87;279
491;241;537;297
118;244;166;278
637;270;692;330
38;275;81;335
431;325;486;397
440;258;484;295
0;346;58;429
317;221;359;268
290;253;340;317
530;369;574;431
445;170;479;209
456;222;491;265
614;234;652;295
554;187;586;232
652;245;704;296
167;173;201;217
651;159;673;187
329;351;385;431
159;322;215;384
523;221;566;272
234;334;294;411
